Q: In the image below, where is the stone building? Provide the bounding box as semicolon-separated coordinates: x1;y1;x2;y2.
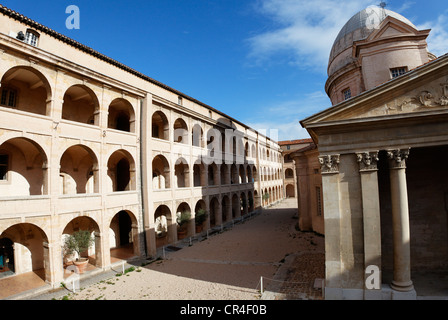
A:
301;6;448;299
0;5;284;289
279;139;324;235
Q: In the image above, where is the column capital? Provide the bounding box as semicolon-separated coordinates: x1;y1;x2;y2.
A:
319;154;340;174
387;148;410;169
356;151;379;172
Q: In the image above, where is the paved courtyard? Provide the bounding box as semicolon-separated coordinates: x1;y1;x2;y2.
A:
23;198;325;300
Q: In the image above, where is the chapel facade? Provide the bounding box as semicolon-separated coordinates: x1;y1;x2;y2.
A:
301;6;447;299
0;5;284;290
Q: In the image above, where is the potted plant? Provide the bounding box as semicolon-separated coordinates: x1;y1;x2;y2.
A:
195;208;208;233
177;210;191;237
63;230;94;274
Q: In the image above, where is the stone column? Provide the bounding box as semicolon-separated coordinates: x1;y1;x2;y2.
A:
357;151;382;299
387;149;414;292
319;154;343;299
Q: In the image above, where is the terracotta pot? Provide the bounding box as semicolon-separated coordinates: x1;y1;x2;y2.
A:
73;258;89;274
196;225;202;233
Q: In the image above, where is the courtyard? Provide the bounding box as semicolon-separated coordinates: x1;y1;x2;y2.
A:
20;198;325;300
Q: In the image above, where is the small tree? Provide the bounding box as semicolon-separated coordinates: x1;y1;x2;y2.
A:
177;211;191;231
195;208;208;226
64;230;95;261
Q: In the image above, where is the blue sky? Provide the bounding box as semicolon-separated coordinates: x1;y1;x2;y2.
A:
2;0;447;141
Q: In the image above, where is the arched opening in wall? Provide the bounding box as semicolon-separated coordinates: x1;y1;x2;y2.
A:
253;166;258;182
151;111;169;140
220;164;229;185
266;149;270;161
194;200;207;232
248;191;254;213
254;190;260;208
0;237;14;275
286;184;295;198
0;137;48;196
0;223;49;282
152;155;170;190
264;188;269;206
221;130;227;155
62;216;101;272
251;144;256;158
192;124;204;148
59;145;99;194
246;165;253;183
155;205;172;248
285;168;294;179
231;194;239;219
207;128;221;159
107;150;135;192
208;162;218;186
193;160;206;187
62;85;99;125
268;187;272;204
109;210;139;261
173;118;188;144
108;98;135;133
240;192;248;216
174;158;190;188
222;195;231;223
231;164;238;184
176;202;192;240
1;66;51;116
209;197;219;228
244;142;249;161
239;165;246;184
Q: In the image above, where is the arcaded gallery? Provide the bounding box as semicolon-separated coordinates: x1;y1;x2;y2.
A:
0;5;285;290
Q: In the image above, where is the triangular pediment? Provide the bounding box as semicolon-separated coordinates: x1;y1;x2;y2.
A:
366;16;423;41
325;76;448;122
301;55;448;127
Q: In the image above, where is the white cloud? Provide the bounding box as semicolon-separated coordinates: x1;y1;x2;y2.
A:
418;10;448;57
244;90;330;141
247;0;374;72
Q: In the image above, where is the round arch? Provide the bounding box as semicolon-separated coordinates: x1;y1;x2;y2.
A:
173;118;188;144
62;84;100;125
59;144;99;194
152;154;170;189
152;111;169;140
109;210;140;260
1;66;52;116
0;222;50;281
0;137;49;196
107;149;136;192
154;204;173;247
62;216;101;269
108;98;135;133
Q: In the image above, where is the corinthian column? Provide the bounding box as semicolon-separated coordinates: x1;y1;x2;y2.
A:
357;151;382;297
387;149;414;292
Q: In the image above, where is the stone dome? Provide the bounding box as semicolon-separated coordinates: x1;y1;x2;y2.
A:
328;7;417;77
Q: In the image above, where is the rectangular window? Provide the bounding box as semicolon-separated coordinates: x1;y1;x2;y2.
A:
343;88;351;100
0;154;9;180
316;186;322;216
25;31;39;46
391;67;407;78
0;89;17;107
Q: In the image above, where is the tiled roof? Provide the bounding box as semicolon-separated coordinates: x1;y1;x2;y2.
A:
278;138;313;146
